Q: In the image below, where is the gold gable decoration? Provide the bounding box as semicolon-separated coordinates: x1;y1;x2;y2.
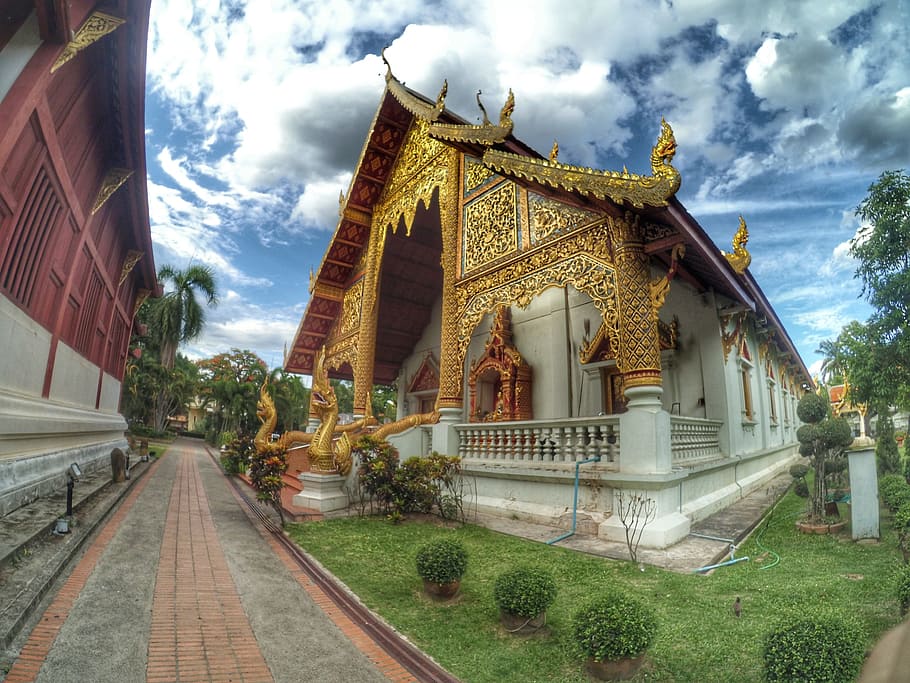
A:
383;51;448;122
468;307;532;422
91;168;133;215
408;352;440;394
118;250;143;286
462;181;519;273
429;89;515;146
482;118;680;208
51;11;126;73
528;193;599;243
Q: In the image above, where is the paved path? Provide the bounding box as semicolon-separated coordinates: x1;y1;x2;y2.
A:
3;439;400;683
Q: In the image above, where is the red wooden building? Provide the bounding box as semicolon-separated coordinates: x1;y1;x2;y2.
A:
0;1;156;514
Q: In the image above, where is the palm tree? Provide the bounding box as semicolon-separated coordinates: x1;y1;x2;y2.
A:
151;264;218;369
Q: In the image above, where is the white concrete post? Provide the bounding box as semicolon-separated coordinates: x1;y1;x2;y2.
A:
847;437;879;540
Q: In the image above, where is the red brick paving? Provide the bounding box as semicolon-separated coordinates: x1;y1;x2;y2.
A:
146;450;274;683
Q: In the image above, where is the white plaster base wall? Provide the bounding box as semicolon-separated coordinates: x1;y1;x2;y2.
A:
49;341;99;408
460;443;798;549
0;295;51;398
0;438;126;516
679;445;799;523
0;389;128;515
462;460;614;526
99;372;123;413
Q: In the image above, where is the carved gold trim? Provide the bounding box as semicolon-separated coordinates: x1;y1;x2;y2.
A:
51;11;126;73
429;89;514;146
528;192;599;244
132;289;150;319
462;181;519;273
342;205;372;225
311;282;345;301
91;168;133;215
722;215;752;274
720;311;747;363
482;118;680;208
118;250;143;286
649;242;685;316
384;54;447;122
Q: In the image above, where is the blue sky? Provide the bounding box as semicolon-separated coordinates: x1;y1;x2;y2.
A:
143;0;910;376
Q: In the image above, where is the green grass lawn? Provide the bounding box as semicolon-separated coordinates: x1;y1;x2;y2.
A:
286;490;905;682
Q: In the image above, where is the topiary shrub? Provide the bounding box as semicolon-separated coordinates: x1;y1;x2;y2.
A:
880;474;910;512
415;538;467;584
572;593;657;662
796;393;853;522
894;501;910;563
493;566;558;618
896;564;910;616
789;463;810;479
763;615;866;682
794;479;810;498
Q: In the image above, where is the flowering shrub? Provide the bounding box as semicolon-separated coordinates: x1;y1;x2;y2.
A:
354;436;463;520
249;440;288;525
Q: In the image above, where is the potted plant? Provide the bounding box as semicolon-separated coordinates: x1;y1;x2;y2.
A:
572;593;657;680
763;614;865;682
415;538;467;600
794;393;853;533
493;565;557;634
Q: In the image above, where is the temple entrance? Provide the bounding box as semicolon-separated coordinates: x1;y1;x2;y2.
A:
601;366;627;415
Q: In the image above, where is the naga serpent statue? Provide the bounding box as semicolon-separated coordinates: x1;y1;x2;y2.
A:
308;346;353;475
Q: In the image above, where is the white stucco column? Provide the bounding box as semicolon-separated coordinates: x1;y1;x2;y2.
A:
432;407;462;456
618;386;672;474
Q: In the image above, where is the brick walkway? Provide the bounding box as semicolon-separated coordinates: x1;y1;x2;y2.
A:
146;452;273;683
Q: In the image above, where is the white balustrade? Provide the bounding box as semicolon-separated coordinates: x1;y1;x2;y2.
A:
455;416;620;464
670;416;723;464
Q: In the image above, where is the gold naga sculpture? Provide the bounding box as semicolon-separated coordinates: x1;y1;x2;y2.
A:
255;380;312;453
722;215;752;274
306;346;353;475
482;117;681;209
428;88;515;146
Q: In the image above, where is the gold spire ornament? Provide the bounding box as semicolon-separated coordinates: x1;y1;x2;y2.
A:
722;216;752;274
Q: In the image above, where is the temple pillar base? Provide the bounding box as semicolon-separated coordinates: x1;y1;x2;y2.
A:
432;407;462;456
293;472;348;512
618;385;671;475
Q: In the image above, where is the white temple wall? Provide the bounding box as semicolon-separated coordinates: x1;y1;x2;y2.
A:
0;294;52;398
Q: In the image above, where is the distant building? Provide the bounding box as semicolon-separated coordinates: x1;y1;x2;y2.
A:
0;2;155;514
285;70;813;547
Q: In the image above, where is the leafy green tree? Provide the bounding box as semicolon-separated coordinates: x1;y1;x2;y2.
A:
330;379;354;414
847;170;910;411
371;383;398;421
150;264;218;369
197;349;267;436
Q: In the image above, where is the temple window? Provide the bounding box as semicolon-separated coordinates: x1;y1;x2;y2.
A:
767;378;778;426
468;307;532;422
738;340;755;423
600;366;627;415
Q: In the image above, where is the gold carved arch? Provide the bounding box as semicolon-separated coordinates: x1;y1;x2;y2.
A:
449;223;619;397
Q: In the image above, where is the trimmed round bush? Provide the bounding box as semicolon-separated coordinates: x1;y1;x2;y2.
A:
415;538;467;584
880;474;910;512
797;393;828;424
763;615;865;682
789;463;810;479
794;478;810;498
572;593;657;662
896;564;910;615
493;566;557;618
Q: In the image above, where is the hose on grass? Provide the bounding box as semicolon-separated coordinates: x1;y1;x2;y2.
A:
754;513;781;570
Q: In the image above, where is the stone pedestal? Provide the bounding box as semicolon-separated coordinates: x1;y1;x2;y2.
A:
431;407;462;456
618;386;671;475
293;472;348;512
847;438;879;540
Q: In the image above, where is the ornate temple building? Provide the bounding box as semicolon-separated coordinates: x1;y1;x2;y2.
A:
0;2;155;514
286;66;812;547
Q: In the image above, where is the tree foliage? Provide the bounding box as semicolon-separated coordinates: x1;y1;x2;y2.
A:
829;169;910;412
150;264;218;369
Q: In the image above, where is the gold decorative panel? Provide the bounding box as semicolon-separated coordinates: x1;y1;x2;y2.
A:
528;193;598;243
91;168;133;215
462;181;519;273
464;156;495;195
51;11;125;73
